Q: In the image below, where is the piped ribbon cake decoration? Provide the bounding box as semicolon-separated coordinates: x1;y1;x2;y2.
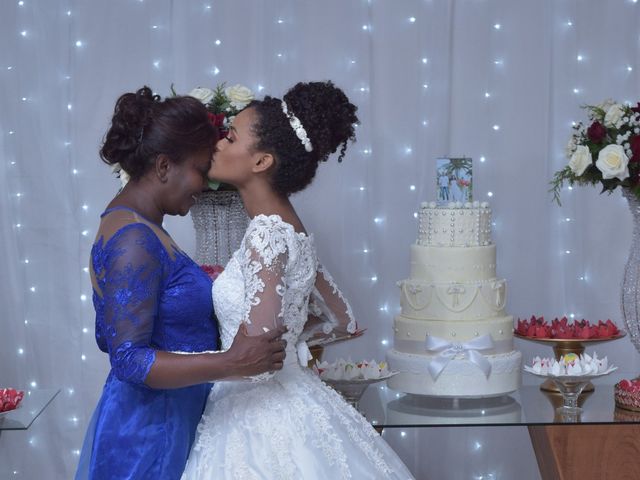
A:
424;334;494;380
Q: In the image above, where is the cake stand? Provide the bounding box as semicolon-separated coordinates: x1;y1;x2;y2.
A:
525;368;617;422
323;372;398;411
514;332;625;392
307;332;363;368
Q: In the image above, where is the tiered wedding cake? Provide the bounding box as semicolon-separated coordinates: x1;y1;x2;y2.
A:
386;201;521;397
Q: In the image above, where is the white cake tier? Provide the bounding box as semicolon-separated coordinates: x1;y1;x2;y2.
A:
418;202;492;247
398;277;507;320
385;394;522;425
386;349;522;397
410;244;497;283
392;315;514;354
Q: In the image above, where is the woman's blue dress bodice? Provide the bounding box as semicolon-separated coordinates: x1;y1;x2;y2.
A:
76;207;218;480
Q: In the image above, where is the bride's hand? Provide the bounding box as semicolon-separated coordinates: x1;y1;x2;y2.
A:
227;324;287;377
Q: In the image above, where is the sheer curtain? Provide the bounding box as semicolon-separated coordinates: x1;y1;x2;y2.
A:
0;1;638;478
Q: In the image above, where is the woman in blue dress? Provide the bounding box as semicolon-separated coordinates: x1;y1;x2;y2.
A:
75;87;287;480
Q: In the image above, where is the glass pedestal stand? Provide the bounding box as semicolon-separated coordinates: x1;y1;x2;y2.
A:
542;388;593;422
546;377;593;422
515;332;625;393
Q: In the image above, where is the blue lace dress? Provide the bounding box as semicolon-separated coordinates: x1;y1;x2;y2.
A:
75;207;219;480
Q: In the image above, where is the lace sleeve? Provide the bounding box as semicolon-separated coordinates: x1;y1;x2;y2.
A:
239;220;289;336
302;263;357;342
237;219;290;381
99;224;166;385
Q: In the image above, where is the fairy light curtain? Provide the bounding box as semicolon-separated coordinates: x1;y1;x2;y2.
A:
0;0;638;478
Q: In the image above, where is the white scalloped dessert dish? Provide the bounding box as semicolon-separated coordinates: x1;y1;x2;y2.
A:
386;201;522;397
524;352;616;379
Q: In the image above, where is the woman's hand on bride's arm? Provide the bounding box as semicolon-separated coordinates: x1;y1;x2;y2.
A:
226;323;288;377
144;325;287;388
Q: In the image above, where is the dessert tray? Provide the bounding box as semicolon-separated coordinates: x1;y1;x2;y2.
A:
523;353;617;414
316;359;397;409
514;317;624;392
614;378;640;412
0;388;25;415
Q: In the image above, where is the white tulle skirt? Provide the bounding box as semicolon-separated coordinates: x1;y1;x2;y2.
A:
181;365;414;479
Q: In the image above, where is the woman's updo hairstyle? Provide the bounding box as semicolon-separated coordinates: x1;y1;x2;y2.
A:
248;81;359;197
100;86;217;181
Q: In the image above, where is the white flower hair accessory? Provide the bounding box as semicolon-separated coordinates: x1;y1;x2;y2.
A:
281;100;313;152
111;162;130;189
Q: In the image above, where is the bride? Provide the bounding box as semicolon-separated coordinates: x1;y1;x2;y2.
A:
181;81;414;479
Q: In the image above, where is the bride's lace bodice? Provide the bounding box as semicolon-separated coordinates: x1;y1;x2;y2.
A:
213;214;356;369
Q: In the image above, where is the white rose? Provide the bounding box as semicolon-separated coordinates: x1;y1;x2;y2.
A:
188;87;215;105
595;144;630;180
568;145;592;176
597;98;616;112
225;84;254;110
604;103;625;127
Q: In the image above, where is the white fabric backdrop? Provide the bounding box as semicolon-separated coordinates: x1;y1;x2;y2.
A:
1;0;639;478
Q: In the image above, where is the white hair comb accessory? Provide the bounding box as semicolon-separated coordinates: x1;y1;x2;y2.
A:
281;100;313;152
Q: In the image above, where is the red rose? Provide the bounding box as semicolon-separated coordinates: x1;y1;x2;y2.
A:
587;121;607;143
207;112;226;128
200;264;225;281
631;102;640;114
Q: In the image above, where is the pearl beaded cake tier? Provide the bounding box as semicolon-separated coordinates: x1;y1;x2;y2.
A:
418;201;492;247
410;244;497;283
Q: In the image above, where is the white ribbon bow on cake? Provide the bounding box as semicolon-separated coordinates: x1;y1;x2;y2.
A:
424;334;494;380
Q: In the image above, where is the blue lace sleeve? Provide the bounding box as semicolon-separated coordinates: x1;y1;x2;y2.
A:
99;223;167;386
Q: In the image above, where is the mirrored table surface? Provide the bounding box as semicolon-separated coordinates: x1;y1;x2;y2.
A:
0;389;60;431
357;373;640;427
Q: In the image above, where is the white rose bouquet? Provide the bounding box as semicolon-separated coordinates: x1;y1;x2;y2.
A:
550;100;640;205
181;82;255;138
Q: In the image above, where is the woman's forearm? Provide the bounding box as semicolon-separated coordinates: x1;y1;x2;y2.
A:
143;324;288;388
145;350;237;389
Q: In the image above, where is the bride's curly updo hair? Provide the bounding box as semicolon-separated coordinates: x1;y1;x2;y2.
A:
248;81;359;197
100;86;217;181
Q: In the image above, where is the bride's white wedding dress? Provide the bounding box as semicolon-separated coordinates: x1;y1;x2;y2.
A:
182;214;414;479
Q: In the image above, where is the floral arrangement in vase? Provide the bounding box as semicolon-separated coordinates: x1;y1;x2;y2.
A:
179;83;255;270
177;83;255;191
111;83;255;190
550;99;640;205
184;83;255;137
